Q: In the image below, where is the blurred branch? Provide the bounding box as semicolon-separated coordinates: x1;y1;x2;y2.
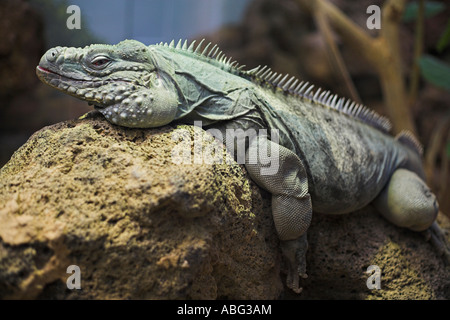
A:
409;0;424;103
297;0;416;135
440;131;450;215
311;0;362;103
425;114;450;185
424;114;450;215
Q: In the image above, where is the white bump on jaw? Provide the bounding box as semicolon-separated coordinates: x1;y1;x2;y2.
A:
68;86;76;93
105;94;114;102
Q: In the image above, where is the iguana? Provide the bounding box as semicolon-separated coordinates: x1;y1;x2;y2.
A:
36;39;449;293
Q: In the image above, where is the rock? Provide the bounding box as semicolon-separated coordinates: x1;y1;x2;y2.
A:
292;208;450;299
0;112;449;299
0;111;282;299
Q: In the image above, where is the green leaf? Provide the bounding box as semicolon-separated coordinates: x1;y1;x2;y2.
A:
418;55;450;90
437;19;450;52
402;1;446;22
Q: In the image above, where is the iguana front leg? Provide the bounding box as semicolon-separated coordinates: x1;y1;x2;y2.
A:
244;135;312;293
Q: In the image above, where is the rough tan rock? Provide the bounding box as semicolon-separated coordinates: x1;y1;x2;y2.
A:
292;208;450;299
0;111;449;299
0;111;282;299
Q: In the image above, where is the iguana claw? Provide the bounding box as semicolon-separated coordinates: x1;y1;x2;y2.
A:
286;271;308;294
281;234;308;294
425;221;450;265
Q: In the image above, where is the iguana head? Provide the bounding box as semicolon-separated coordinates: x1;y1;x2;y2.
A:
36;40;179;128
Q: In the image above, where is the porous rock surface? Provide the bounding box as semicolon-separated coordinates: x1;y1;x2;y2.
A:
294;208;450;299
0;111;449;299
0;112;281;299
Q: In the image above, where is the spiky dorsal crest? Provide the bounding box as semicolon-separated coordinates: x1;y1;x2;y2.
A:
245;65;392;133
158;39;244;72
395;130;423;156
157;39;392;134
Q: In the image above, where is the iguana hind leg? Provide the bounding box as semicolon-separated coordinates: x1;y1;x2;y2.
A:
373;168;449;262
373;168;438;231
244;135;312;293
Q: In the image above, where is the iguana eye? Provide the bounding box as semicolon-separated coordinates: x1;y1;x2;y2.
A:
91;56;111;68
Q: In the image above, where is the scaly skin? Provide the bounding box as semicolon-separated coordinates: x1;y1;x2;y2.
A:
36;39;447;293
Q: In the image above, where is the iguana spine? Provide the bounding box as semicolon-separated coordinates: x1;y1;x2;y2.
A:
159;39;392;133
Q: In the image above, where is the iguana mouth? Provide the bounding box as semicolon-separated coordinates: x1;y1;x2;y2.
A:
36;66;53;74
36;65;143;109
36;65;87;82
36;65;105;107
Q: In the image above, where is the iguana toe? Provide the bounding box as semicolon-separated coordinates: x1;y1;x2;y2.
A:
425;222;450;265
281;234;308;294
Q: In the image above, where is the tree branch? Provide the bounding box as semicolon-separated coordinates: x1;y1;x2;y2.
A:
297;0;416;134
409;0;424;103
312;0;362;103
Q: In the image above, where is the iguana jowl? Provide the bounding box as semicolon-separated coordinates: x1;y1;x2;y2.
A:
36;39;448;293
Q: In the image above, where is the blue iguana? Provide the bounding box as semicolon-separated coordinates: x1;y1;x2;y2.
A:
36;39;449;293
